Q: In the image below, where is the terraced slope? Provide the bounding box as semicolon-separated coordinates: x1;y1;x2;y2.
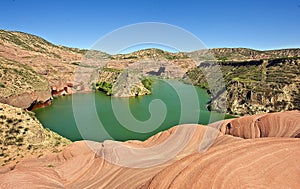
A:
187;50;300;115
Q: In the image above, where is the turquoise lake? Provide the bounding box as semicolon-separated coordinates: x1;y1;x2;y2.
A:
34;80;227;142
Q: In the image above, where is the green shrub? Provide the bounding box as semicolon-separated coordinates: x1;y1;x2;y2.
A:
6;118;13;123
141;78;153;91
95;81;113;95
47;164;54;168
16;136;23;143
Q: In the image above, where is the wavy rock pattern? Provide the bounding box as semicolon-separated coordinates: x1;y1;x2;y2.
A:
0;111;299;188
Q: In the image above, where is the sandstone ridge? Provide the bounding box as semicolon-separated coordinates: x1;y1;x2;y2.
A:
0;111;299;188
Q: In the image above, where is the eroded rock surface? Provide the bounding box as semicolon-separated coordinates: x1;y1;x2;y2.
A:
0;111;299;188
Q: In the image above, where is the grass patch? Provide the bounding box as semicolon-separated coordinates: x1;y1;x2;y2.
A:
102;67;122;73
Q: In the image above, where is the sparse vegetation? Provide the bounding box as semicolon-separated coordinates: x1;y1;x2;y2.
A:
102;67;122;73
0;57;50;101
216;56;228;62
0;102;71;166
187;54;300;115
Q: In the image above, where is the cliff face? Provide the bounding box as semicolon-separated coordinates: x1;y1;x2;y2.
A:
226;80;299;115
0;103;71;167
0;111;299;188
211;47;300;61
224;57;299;115
187;49;300;115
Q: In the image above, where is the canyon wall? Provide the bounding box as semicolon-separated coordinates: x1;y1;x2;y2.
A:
1;29;299;115
187;55;300;115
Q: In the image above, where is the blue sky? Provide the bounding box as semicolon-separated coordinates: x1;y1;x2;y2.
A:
1;0;299;50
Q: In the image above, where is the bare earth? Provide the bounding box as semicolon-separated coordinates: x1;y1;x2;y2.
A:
0;111;299;188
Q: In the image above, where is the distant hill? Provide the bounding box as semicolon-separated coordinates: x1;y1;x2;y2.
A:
0;29;85;93
0;30;86;108
0;29;299;115
211;47;300;61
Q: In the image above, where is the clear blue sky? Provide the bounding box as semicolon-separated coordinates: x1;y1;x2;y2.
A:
1;0;299;50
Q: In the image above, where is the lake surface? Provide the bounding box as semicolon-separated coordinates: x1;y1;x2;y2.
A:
34;80;227;142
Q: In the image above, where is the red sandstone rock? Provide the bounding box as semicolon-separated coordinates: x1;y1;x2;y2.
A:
0;111;299;188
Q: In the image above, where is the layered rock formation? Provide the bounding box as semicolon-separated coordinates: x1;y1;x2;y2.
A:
0;111;299;188
187;52;300;115
224;58;300;115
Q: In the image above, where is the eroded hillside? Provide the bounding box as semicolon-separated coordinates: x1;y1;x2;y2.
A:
1;29;299;115
0;30;84;97
187;49;300;115
0;57;51;109
0;102;71;167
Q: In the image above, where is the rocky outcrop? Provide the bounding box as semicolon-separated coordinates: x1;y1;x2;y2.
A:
226;80;299;115
224;57;299;115
0;111;299;188
0;103;71;167
187;55;300;115
112;71;151;97
211;110;300;138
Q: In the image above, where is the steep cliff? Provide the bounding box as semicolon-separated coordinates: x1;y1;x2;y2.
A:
187;49;300;115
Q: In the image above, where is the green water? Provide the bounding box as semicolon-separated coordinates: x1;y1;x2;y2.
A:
34;80;227;142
